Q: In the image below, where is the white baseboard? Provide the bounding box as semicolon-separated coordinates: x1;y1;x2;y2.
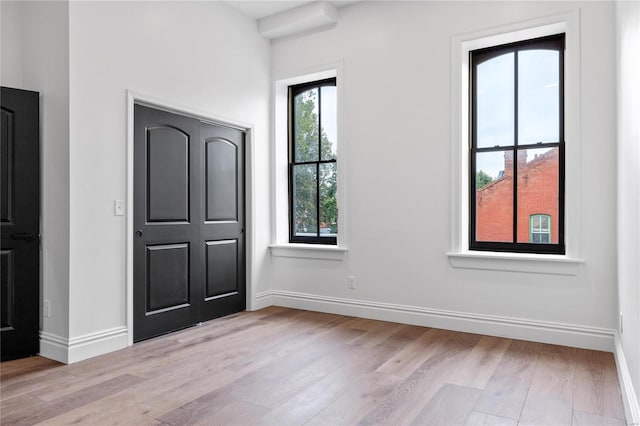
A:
40;326;129;364
39;331;70;364
253;291;274;310
614;334;640;425
262;290;615;352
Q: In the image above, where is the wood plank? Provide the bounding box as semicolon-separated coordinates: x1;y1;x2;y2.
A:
1;374;145;425
473;339;542;419
573;349;624;419
448;335;511;389
573;348;607;416
0;394;44;419
597;350;626;420
307;371;402;426
519;344;576;426
0;369;74;400
572;410;626;426
39;365;244;425
409;383;481;425
157;387;268;426
464;411;518;426
229;340;357;409
261;339;404;425
348;320;409;348
376;328;446;377
224;315;360;374
0;356;62;386
159;396;268;426
191;398;269;426
32;369;127;402
358;331;482;425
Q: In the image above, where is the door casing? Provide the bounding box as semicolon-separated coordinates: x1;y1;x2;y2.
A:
125;91;256;346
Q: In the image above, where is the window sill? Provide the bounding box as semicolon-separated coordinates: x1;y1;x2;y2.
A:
270;244;348;261
447;251;583;275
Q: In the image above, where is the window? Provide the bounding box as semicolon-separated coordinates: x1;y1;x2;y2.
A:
289;78;337;244
530;214;551;243
470;34;565;255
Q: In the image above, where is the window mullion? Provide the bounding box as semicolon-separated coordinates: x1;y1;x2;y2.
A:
317;85;322;238
316;162;320;237
512;50;519;244
288;87;295;243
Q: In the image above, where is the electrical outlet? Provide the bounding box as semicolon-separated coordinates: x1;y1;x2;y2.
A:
620;312;624;334
43;300;51;318
347;275;356;289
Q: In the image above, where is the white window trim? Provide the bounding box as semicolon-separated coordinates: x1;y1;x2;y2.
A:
269;244;347;260
448;11;584;275
270;61;347;260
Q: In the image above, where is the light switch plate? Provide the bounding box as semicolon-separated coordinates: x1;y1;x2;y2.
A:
114;200;125;216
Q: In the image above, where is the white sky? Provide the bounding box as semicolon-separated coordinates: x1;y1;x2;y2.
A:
320;86;337;156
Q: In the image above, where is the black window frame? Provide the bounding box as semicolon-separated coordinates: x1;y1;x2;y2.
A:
288;77;337;245
470;34;565;255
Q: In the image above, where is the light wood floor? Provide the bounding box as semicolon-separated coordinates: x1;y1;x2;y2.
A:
0;307;626;425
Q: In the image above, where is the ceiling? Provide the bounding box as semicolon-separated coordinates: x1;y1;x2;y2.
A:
225;0;360;20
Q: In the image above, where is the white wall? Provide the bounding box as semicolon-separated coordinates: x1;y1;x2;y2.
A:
1;1;71;347
269;1;618;346
616;0;640;414
1;1;24;88
66;1;270;355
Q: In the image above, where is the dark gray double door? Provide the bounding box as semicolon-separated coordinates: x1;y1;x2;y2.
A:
134;105;245;342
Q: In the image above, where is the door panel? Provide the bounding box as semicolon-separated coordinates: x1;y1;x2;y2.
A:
205;138;238;222
1;87;40;361
1;108;15;223
1;250;14;329
147;126;190;223
134;105;245;342
205;240;238;299
146;243;190;313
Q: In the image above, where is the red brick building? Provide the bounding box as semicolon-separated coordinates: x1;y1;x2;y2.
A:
476;148;559;244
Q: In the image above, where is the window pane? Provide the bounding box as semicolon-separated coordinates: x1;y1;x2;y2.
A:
516;148;559;243
319;162;337;237
294;88;319;162
476;53;514;148
532;215;541;230
518;50;559;145
320;86;337;161
540;215;549;230
293;164;317;237
475;151;513;242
